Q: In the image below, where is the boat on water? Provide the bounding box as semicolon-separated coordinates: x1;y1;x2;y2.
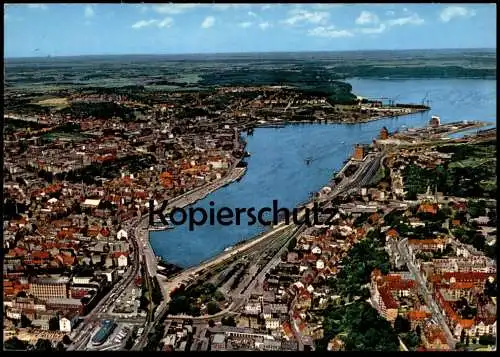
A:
149;225;174;231
224;246;234;252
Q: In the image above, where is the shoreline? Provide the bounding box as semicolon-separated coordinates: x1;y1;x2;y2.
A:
254;108;429;129
150;148;358;271
146;108;425;268
158;146;371;284
145;165;247;261
152;119;492;272
146;110;478;270
156;123;495;324
442;121;492;137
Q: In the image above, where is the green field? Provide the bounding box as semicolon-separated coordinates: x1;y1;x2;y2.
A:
5;49;496;93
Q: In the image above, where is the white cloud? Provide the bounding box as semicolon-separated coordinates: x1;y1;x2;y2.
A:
248;11;257;17
132;17;174;29
439;6;476;23
355;11;379;25
201;16;215;29
259;22;271;30
386;13;424;27
154;4;200;15
282;9;330;26
27;4;47;10
353;9;423;35
261;5;272;11
158;17;174;28
358;23;386;34
239;21;253;29
84;5;95;18
308;26;354;38
132;19;158;29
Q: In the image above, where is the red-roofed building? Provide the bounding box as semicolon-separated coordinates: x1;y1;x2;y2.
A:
113;252;129;267
13;248;27;257
472;317;497;337
370;270;418;323
451;201;467;213
442;272;492;284
422;325;450;351
449;282;475;290
327;336;345;351
281;321;294;339
368;213;381;225
433;281;495;339
133;191;147;200
356;227;366;238
295;288;312;310
303;254;317;263
408;238;446;253
32;251;50;260
418;203;438;215
61;255;76;266
451;219;461;227
385;228;399;240
407;311;432;330
100;227;110;237
376;286;399;322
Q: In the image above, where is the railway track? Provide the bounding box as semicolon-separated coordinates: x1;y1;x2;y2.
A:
139;152;385;344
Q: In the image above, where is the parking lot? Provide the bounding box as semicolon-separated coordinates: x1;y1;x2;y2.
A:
84;322;141;351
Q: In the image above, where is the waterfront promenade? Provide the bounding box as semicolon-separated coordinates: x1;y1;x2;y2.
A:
166;167;247;210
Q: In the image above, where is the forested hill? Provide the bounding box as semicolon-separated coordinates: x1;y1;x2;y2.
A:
5;49;495;93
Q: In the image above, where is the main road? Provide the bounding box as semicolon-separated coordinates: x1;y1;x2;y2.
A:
68;216;143;350
397;237;457;348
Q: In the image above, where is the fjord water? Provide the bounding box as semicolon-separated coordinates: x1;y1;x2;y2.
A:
150;79;496;268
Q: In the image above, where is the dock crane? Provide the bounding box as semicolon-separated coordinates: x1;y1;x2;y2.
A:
361;96;399;107
389;95;401;107
421;92;431;106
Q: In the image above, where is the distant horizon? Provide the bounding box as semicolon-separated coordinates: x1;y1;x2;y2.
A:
4;47;497;61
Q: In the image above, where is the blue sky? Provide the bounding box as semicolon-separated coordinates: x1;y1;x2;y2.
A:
4;3;496;57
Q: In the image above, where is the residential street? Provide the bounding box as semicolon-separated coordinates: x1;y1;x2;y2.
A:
397;238;457;348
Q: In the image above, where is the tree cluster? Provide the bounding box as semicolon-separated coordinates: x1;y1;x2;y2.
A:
317;301;400;351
